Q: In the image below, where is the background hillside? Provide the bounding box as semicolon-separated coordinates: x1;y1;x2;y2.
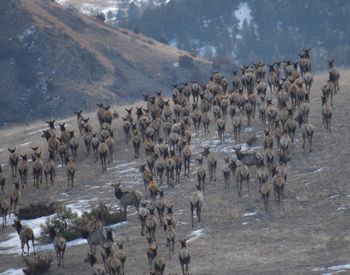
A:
0;0;211;127
120;0;350;69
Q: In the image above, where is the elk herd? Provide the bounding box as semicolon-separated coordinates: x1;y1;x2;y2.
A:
0;48;341;274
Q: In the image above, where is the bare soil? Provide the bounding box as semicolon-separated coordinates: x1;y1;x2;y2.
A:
0;71;350;274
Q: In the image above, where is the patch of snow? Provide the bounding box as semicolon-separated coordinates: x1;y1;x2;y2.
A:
234;2;252;30
329;194;340;199
16;27;35;42
173;62;179;68
105;221;128;229
244;127;253;132
327;263;350;271
242;222;249;225
19;142;32;147
187;229;204;243
0;268;24;275
243;212;256;217
312;167;324;173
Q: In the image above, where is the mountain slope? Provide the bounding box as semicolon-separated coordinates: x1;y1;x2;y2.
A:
0;0;210;127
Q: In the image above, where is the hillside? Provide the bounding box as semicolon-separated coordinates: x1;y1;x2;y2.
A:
0;70;349;274
0;0;210;127
122;0;350;69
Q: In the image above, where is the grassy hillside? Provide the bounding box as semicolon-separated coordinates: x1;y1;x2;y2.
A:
0;0;210;127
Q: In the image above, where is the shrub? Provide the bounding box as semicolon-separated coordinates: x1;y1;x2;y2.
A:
16;202;58;220
23;256;52;275
178;55;194;69
133;27;140;34
96;12;106;22
158;37;168;44
39;203;125;243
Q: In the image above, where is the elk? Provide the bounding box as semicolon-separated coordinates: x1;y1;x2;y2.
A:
232;70;240;91
259;183;270;211
273;172;285;204
132;129;141;159
196;157;206;192
74;110;84;134
98;138;109;171
58;122;70;144
153;250;165;275
65;156;76;188
321;95;332;133
83;125;93;156
216;114;226;143
0;199;9;227
140;164;152;198
115;239;127;275
8;147;19;178
58;137;68;166
190;182;203;227
41;130;59;160
165;152;175;188
68;130;79;158
202;112;211;135
235;162;250;197
202;146;217;182
182;142;192;177
84;252;106;275
192;104;202;136
9;182;20;214
327;59;340;94
103;243;122;275
154;154;165;186
12;219;36;256
257;163;269;188
138;202;149;236
174;152;182;185
296;113;314;152
146;204;157;239
179;239;191;275
44;150;56;185
232;112;242;142
18;154;28;189
223;157;231;190
267;64;278;94
32;151;43;189
234;146;258;167
49;226;66;267
164;217;176;257
322;78;335;106
112;183;142;220
105;130;115;164
146;237;157;272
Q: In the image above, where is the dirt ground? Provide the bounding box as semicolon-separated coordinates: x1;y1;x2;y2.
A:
0;71;350;275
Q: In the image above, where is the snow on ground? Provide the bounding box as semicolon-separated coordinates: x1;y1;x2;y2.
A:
234;2;252;30
186;229;204;243
0;268;24;275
